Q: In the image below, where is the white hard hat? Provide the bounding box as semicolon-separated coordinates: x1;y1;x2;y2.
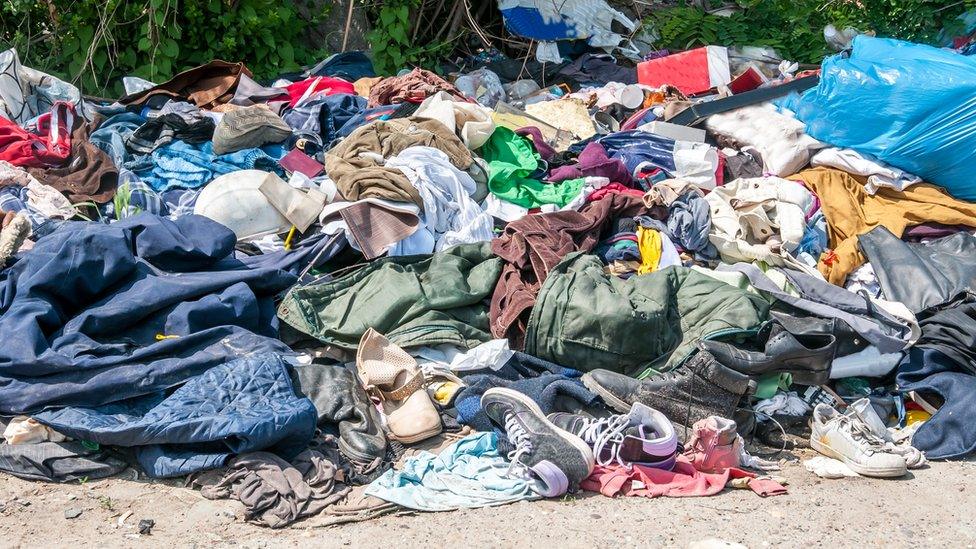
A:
194;170;291;241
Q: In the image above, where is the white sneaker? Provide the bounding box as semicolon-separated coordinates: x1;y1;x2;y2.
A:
848;398;926;469
810;403;907;478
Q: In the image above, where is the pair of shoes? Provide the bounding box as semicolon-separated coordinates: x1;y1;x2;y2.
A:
481;388;595;497
548;403;678;470
480;391;680;498
700;318;836;385
581;349;755;432
810;400;909;478
356;328;442;444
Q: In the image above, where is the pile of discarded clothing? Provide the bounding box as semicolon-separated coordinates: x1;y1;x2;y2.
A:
1;28;975;527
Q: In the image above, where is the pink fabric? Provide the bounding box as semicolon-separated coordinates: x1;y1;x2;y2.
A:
586;182;645;202
581;454;754;498
285;76;356;107
748;477;788;497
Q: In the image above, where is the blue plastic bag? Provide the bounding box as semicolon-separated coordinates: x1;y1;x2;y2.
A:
788;36;976;201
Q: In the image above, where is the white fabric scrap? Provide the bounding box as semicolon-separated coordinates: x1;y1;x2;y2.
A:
804;456;859;479
387;146;495;251
811;147;922;195
754;391;811;418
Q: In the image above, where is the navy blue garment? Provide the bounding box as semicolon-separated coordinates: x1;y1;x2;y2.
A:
307;51;376;81
454;352;600;440
35;353;316;478
596;131;678;177
895;297;976;459
0;213;335;414
283;93;367;148
896;347;976;459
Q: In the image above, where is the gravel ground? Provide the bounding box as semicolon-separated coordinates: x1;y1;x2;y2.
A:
1;450;975;548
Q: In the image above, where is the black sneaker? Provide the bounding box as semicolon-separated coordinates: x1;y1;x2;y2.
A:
481;388;595;497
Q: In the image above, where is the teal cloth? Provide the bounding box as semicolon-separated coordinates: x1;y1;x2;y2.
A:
364;432;542;511
480;126;585;208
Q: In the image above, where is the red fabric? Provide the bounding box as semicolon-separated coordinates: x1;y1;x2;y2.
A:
713;149;725;188
747;477;788;497
586;183;644;202
285;76;356;107
581;454;754;498
0;102;73;168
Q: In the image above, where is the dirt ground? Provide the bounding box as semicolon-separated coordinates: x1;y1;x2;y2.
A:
1;449;974;549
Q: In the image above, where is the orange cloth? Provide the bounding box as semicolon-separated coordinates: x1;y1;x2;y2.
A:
792;167;976;285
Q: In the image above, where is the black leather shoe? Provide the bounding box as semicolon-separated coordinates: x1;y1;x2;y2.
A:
700;318;836;385
581;350;756;434
290;362;388;468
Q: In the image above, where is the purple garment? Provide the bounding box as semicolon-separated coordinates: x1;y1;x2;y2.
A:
515;126;555;161
903;223;970;242
548;141;632;184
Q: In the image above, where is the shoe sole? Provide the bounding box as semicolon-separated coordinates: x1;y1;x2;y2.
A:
483;387;596;474
581;373;634;414
389;425;443;444
810;437;907;478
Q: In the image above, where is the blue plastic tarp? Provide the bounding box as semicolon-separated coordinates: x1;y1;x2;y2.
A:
787;36;976;200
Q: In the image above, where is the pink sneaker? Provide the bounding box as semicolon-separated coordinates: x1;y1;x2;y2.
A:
683;416;741;473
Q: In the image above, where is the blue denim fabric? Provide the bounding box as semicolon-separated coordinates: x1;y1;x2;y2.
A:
89;112;146;166
125;140;285;192
283;93;366;148
596;130;678;176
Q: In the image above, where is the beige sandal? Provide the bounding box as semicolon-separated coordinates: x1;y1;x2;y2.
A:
356;328;442;443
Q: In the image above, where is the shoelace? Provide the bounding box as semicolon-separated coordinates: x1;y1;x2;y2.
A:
573;414;632;467
503;411;534;480
838;413;889;455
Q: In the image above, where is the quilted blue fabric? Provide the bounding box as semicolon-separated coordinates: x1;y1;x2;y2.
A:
35;353;316;478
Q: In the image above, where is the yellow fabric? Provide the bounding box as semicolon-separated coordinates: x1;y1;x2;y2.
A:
792;167;976;285
637;227;662;275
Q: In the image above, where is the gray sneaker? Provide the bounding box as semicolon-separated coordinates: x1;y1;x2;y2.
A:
482;388;595;497
548;403;678;470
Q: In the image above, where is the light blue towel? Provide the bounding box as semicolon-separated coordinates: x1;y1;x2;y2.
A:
364;432;542;511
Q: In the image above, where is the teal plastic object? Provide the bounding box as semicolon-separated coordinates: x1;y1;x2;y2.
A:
787;36;976;201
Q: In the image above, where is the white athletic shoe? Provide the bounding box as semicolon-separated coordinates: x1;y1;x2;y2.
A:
810;402;907;478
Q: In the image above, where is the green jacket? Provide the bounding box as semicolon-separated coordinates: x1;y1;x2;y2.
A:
524;253;769;378
278;243;502;350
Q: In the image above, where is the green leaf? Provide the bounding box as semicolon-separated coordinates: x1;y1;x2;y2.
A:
138;37;152;52
167;24;181;39
161;38;178;58
119;47;137;67
92;49;107;70
154;9;165;26
78;25;94;46
62;36;81;56
380;8;396;26
389;25;408;44
279;42;294;64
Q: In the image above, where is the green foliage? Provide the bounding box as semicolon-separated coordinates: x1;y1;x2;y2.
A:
647;0;976;64
0;0;332;97
364;0;453;74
